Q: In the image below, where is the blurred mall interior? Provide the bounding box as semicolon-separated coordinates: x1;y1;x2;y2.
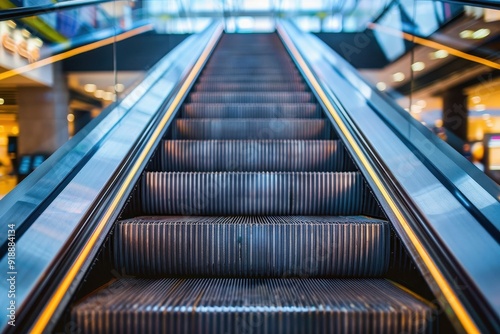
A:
0;1;499;333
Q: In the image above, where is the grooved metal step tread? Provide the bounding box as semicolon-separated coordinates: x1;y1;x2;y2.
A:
140;172;381;216
181;103;320;118
198;75;303;82
72;278;435;334
202;68;298;75
113;216;390;277
194;82;306;92
159;140;356;172
172;119;333;140
188;92;313;103
204;61;295;68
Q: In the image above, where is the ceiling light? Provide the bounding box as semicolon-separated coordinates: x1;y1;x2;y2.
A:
84;84;97;93
474;104;486;112
410;105;422;113
471;96;481;104
472;28;490;39
411;62;425;72
482;113;491;120
21;29;30;38
12;29;23;43
103;91;115;101
0;98;4;105
11;126;19;135
32;38;43;48
392;72;405;82
115;83;125;92
94;90;104;98
431;50;449;59
67;114;75;122
416;100;427;108
376;82;387;91
459;30;474;39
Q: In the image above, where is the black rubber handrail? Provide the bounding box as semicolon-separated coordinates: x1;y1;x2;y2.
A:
0;0;120;20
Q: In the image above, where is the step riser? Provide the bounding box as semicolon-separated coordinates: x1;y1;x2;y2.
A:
114;217;390;277
205;61;295;67
159;140;356;172
140;172;380;216
172;119;333;140
181;104;320;118
194;83;306;92
198;76;303;82
189;92;314;103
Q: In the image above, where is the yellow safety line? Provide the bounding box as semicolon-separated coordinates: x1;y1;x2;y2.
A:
277;25;480;334
0;24;153;82
30;24;223;333
369;22;500;71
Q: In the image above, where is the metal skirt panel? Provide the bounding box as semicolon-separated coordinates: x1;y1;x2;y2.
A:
113;216;390;277
72;278;435;334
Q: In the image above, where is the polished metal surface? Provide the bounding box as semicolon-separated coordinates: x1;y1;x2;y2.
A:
277;20;500;330
188;92;313;103
194;82;306;92
198;74;303;82
173;119;333;140
0;22;224;331
140;171;379;216
113;216;390;277
181;103;321;118
72;278;435;334
160;140;356;172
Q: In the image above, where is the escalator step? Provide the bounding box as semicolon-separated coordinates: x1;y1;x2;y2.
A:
181;103;320;118
202;68;298;75
198;75;303;83
140;172;380;216
113;216;390;277
159;140;356;172
205;60;295;68
194;82;306;92
172;119;332;140
188;92;313;103
72;278;435;334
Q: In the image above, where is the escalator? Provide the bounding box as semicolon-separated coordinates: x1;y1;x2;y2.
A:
67;33;437;333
